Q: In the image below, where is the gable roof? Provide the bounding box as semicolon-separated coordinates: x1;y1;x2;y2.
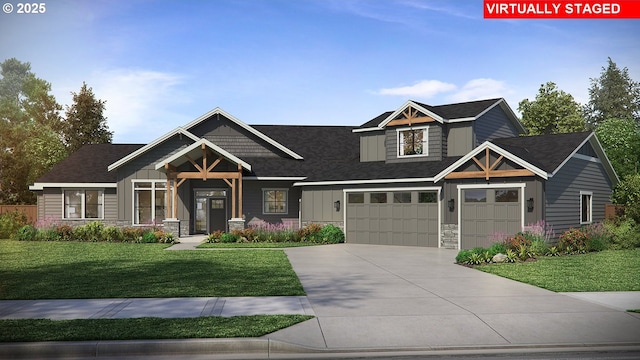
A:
355;98;525;133
183;107;304;160
435;131;619;185
155;138;252;172
30;143;144;189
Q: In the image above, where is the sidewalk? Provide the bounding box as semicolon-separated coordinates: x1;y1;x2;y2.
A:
0;296;314;320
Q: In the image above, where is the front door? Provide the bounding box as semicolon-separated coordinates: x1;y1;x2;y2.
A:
208;199;226;233
194;190;228;234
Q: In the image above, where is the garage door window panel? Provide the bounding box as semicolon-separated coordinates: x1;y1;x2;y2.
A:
348;193;364;204
465;190;487;203
393;192;412;203
370;193;387;204
496;189;519;202
418;192;437;203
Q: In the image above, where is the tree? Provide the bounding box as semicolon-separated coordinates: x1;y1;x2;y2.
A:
595;118;640;179
62;82;112;153
612;174;640;224
518;82;586;135
0;58;67;204
586;57;640;128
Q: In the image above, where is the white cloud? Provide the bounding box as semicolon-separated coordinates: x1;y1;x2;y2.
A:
376;80;457;99
448;78;512;102
86;69;190;142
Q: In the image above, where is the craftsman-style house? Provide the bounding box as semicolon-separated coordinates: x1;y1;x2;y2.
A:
30;98;618;249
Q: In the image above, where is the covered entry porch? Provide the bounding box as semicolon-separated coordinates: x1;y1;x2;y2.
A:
155;139;252;236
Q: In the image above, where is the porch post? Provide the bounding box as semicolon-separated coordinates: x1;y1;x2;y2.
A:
238;163;243;219
166;177;171;219
231;178;237;218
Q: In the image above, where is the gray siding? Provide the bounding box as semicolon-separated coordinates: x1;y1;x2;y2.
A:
446;123;473;156
116;135;192;223
386;124;443;163
359;132;386;162
43;188;62;219
545;156;612;236
189;114;282;158
104;188;118;222
37;187;118;224
300;186;344;227
474;105;520;145
243;180;300;227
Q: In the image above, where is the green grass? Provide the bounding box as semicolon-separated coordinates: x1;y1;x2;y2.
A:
0;240;305;299
0;315;313;342
476;249;640;292
197;242;321;248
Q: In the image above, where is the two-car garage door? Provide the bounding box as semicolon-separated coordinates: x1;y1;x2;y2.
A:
346;190;439;247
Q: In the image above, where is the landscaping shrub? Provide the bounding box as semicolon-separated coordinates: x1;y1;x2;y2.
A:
122;227;145;242
102;226;124;242
488;242;506;257
604;219;640;249
220;232;238;243
84;221;105;242
140;231;158;243
13;225;38;241
295;223;322;242
317;224;345;244
36;228;59;241
455;249;472;264
529;238;549;257
504;232;534;250
0;211;29;239
206;230;224;243
558;228;589;253
55;225;74;241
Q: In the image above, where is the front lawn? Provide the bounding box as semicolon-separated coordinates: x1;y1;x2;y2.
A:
476;249;640;292
0;315;313;342
0;240;305;299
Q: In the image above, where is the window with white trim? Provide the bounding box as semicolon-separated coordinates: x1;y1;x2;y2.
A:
398;126;428;157
64;190;104;219
133;181;167;225
580;191;593;224
263;189;288;214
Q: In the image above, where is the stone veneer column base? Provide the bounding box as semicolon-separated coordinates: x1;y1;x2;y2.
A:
163;219;181;237
441;224;459;249
228;218;245;232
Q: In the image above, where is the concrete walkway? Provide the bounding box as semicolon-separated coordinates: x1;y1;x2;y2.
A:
0;297;314;320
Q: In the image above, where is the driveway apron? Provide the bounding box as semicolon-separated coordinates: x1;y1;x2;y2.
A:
266;244;640;350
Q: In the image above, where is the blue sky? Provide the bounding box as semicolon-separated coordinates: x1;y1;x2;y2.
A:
2;0;639;143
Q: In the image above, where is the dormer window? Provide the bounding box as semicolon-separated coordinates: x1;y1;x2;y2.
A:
398;126;428;157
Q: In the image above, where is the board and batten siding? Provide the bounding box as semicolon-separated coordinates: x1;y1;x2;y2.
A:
116;135;192;223
474;105;520;145
545;155;612;236
385;123;443;163
300;187;343;227
446;123;473;157
243;180;301;227
359;132;386;162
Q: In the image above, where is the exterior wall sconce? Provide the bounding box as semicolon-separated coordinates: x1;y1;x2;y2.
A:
334;200;340;212
527;197;534;211
448;199;455;212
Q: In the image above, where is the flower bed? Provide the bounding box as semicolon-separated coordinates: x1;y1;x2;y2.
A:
206;222;344;245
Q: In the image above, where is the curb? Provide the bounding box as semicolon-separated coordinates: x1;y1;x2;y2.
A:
2;338;640;359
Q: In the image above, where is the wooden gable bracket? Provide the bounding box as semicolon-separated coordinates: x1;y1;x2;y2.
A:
445;148;535;180
387;105;436;127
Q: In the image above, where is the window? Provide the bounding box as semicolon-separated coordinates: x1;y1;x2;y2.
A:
348;193;364;204
495;189;519;203
263;189;287;214
581;191;592;224
393;192;412;203
370;192;387;204
134;181;167;225
464;189;486;203
398;127;428;157
64;190;103;219
418;192;437;203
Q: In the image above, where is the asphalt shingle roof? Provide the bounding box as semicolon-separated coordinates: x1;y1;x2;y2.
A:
35;144;144;183
492;132;591;173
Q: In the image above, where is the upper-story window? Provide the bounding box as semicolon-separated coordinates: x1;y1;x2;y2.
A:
398;126;428;157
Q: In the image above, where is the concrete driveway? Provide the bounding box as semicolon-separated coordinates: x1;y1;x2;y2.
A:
266;244;640;350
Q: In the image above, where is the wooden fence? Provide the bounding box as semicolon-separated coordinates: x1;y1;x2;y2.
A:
0;205;37;224
605;204;625;220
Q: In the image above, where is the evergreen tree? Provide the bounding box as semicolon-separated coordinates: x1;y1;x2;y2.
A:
586;57;640;128
63;82;112;153
518;82;586;135
0;58;66;204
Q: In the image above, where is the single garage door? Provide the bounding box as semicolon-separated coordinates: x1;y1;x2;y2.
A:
346;190;439;247
460;188;522;249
